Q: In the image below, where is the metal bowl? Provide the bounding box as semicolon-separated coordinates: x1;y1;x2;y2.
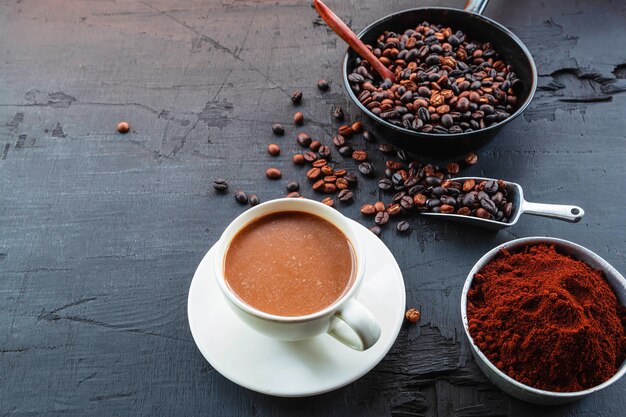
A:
342;7;537;155
461;237;626;405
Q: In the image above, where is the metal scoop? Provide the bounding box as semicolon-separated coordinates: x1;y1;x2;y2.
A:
421;177;585;230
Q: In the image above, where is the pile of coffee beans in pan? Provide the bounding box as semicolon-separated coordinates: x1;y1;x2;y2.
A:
347;22;522;134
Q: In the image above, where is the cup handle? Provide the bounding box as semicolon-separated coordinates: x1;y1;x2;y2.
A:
328;300;381;351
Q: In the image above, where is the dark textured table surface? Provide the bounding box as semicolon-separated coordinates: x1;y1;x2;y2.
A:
1;0;625;416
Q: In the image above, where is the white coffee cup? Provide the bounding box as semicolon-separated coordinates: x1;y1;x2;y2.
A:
213;198;381;351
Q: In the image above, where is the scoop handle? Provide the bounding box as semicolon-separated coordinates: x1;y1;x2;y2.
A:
464;0;489;15
521;201;585;223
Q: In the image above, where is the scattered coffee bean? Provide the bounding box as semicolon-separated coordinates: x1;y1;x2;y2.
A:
322;197;334;206
291;90;302;104
447;162;460;174
336;177;349;189
213;178;228;192
116;121;130;134
358;162;374;177
369;225;382;237
272;123;284;136
348;22;521;134
267;143;280;156
318;145;331;158
397;149;409;162
465;152;479;165
322;183;337;193
303;151;317;162
396;220;409;232
338;145;354;156
266;168;282;180
306;167;322;181
294;112;304;125
286;191;301;198
312;159;327;168
249;194;260;206
332;135;346;147
338;189;354;202
235;190;248;204
332;105;344;120
360;204;376;216
352;150;368;161
338;125;354;137
344;173;358;185
317;79;330;91
379;143;395;155
405;308;421;323
292;153;305;165
378;179;393;191
351;121;363;133
309;140;322;152
374;201;386;212
363;130;376;143
297;132;312;147
321;165;334;176
375;211;390;225
387;204;402;216
286;181;300;192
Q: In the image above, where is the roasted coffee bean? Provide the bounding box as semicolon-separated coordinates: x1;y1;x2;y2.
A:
360;204;376;216
303;151;317;162
476;207;492;219
312;159;327;168
338;125;354;136
504;202;513;217
267;143;280;156
321;197;334;206
306;167;322;180
369;225;382;237
387;204;402;216
400;195;414;210
291;90;303;104
338;189;354;202
272;123;285;135
213;178;228;192
235;190;248;204
375;211;390;225
396;220;409;233
379;143;395;155
286;191;300;198
457;207;471;216
309;140;321;152
447;162;460;174
378;179;393;191
297;132;312;147
351;121;363;133
463;179;476;192
332;135;346;147
334;169;346;177
249;194;260;206
344;173;358;185
312;179;325;191
322;183;336;193
332;106;344;120
286;181;300;192
317;79;330;91
321;165;334;176
427;198;441;208
480;198;497;215
440;204;455;214
397;149;409;162
318;145;331;158
336;177;349;189
323;175;337;183
484;180;498;193
294;112;304;125
363;130;376;143
358;162;374;176
117;121;130;134
464;152;479;165
292;153;305;165
339;146;354;156
266;168;282;179
352;150;368;161
374;201;386;212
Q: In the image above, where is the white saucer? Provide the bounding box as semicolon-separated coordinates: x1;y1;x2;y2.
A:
187;219;406;397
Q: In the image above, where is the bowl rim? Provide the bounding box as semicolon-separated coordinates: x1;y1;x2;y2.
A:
461;236;626;398
341;6;538;139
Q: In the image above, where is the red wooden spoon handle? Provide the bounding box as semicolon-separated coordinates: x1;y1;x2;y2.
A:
313;0;395;82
